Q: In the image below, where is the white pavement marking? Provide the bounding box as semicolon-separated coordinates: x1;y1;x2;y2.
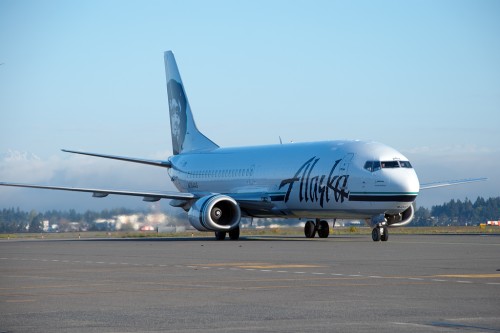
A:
2;256;499;286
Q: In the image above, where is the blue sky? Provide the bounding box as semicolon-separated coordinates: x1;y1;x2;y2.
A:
1;0;499;212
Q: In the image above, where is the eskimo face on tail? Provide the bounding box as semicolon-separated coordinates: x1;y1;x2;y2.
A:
167;79;187;155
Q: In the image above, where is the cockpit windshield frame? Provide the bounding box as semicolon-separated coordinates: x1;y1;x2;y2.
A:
364;160;412;172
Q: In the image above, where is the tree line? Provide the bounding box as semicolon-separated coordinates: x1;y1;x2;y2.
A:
413;196;500;226
0;207;140;233
0;196;499;233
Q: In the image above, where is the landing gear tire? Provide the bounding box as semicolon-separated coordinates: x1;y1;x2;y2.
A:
304;220;316;238
380;227;389;242
228;227;240;240
317;220;329;238
215;231;226;240
371;227;381;242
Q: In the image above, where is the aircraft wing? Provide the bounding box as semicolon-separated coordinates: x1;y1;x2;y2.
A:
229;192;286;216
0;182;195;202
420;177;487;190
62;149;172;168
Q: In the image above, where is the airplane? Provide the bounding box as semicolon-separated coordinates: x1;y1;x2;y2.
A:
0;51;486;242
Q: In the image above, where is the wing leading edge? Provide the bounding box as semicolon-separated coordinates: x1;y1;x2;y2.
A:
0;182;280;214
0;182;196;202
420;177;487;190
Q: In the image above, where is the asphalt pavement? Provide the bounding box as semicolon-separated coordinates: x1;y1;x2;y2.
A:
1;234;499;332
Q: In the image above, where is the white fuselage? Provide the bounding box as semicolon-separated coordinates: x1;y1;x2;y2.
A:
169;140;420;220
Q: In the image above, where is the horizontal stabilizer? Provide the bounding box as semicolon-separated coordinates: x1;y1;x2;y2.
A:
62;149;171;168
0;182;195;202
420;177;487;190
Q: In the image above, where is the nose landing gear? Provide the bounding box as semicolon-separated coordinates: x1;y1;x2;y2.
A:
372;225;388;242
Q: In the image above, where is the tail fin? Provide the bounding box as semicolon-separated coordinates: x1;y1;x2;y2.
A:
164;51;219;155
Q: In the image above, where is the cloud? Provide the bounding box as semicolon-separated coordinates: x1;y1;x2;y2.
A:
0;150;55;183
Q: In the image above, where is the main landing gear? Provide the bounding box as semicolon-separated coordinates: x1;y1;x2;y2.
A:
304;219;330;238
214;226;240;241
372;225;389;242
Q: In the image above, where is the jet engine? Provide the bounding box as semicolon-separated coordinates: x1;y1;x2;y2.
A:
385;204;414;227
188;194;241;231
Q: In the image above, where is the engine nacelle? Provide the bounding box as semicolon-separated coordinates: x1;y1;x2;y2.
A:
188;194;241;231
385;204;414;227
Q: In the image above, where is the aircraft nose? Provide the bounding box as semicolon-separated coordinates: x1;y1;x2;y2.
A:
390;169;420;196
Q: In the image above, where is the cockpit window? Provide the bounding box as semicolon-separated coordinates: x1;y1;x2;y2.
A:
364;161;381;172
364;160;412;172
381;161;400;168
400;161;412;168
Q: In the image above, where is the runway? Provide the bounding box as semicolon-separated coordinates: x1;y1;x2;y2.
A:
1;234;499;332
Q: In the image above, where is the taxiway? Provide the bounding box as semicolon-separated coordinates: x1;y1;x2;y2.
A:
1;234;499;332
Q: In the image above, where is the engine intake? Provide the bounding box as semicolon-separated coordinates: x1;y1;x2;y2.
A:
188;194;241;231
385;204;414;227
